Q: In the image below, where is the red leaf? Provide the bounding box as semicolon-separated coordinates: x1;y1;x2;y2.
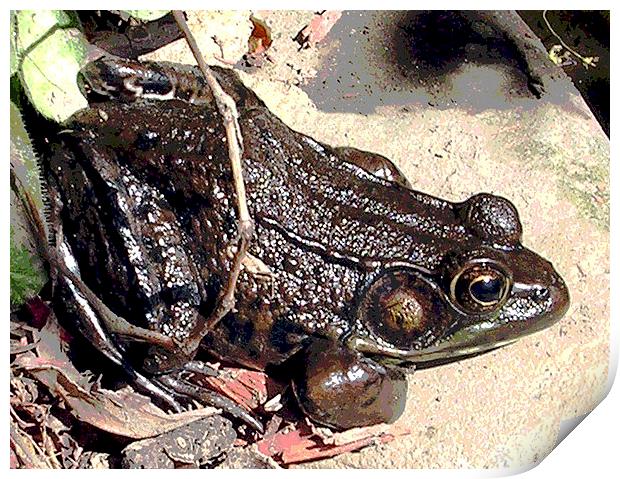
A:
248;16;272;55
26;296;50;329
204;367;283;411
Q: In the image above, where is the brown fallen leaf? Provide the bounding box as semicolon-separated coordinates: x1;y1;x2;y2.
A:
10;444;19;469
248;15;272;55
14;314;220;440
10;416;55;469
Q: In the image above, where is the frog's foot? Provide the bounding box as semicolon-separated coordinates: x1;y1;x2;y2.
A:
55;268;183;412
291;339;408;431
156;361;264;434
55;269;184;412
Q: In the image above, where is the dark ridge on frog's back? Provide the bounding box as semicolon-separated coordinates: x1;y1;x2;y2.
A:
238;105;479;275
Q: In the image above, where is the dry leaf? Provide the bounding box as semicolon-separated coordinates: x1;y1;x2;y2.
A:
14;315;220;439
203;366;281;411
248;16;272;55
255;417;413;464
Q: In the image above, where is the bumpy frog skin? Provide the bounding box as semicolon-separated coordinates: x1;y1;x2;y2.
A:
42;57;569;431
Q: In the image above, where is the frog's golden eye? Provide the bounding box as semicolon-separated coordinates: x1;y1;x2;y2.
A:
450;263;510;313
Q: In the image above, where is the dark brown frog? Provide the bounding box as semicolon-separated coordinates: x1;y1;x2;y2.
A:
41;57;569;432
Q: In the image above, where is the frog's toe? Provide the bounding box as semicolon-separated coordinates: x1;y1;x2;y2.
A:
180;360;219;377
157;373;264;434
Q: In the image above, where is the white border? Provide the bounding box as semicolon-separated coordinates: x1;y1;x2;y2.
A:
5;2;615;476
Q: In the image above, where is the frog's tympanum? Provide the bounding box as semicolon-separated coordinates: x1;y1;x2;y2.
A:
42;57;569;432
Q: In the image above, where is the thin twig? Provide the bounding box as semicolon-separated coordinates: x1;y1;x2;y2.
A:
542;10;598;69
172;11;251;228
172;11;254;342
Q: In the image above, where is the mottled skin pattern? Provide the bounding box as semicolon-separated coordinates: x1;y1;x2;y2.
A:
44;58;569;430
46;97;238;367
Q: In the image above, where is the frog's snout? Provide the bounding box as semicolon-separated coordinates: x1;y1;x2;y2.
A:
529;259;570;326
509;249;570;331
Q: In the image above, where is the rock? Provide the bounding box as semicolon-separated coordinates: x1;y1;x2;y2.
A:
121;415;236;469
216;444;279;469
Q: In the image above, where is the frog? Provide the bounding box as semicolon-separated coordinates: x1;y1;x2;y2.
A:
39;56;569;433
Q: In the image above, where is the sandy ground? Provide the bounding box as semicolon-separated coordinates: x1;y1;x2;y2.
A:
22;10;608;470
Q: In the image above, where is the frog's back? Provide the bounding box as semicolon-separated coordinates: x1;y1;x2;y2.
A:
205;101;476;368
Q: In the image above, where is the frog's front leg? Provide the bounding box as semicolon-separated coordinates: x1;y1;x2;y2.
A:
142;355;264;433
292;339;408;430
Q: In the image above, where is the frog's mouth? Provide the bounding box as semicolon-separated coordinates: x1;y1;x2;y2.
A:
347;328;519;367
392;324;522;366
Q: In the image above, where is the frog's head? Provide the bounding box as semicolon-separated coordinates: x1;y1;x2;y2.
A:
345;193;570;366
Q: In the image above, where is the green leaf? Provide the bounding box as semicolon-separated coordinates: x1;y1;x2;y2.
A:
10;102;45;214
12;10;89;122
10;11;19;76
10;229;46;306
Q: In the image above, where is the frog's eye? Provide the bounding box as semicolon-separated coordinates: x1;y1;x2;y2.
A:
450;263;510;313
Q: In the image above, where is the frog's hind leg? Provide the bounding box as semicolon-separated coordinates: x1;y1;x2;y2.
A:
291;338;408;430
13;163;183;412
157;362;264;433
46;185;182;412
54;235;183;412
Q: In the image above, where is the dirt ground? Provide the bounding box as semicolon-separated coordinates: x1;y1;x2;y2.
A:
12;10;608;470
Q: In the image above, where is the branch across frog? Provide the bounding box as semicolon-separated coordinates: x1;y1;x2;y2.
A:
41;56;569;433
